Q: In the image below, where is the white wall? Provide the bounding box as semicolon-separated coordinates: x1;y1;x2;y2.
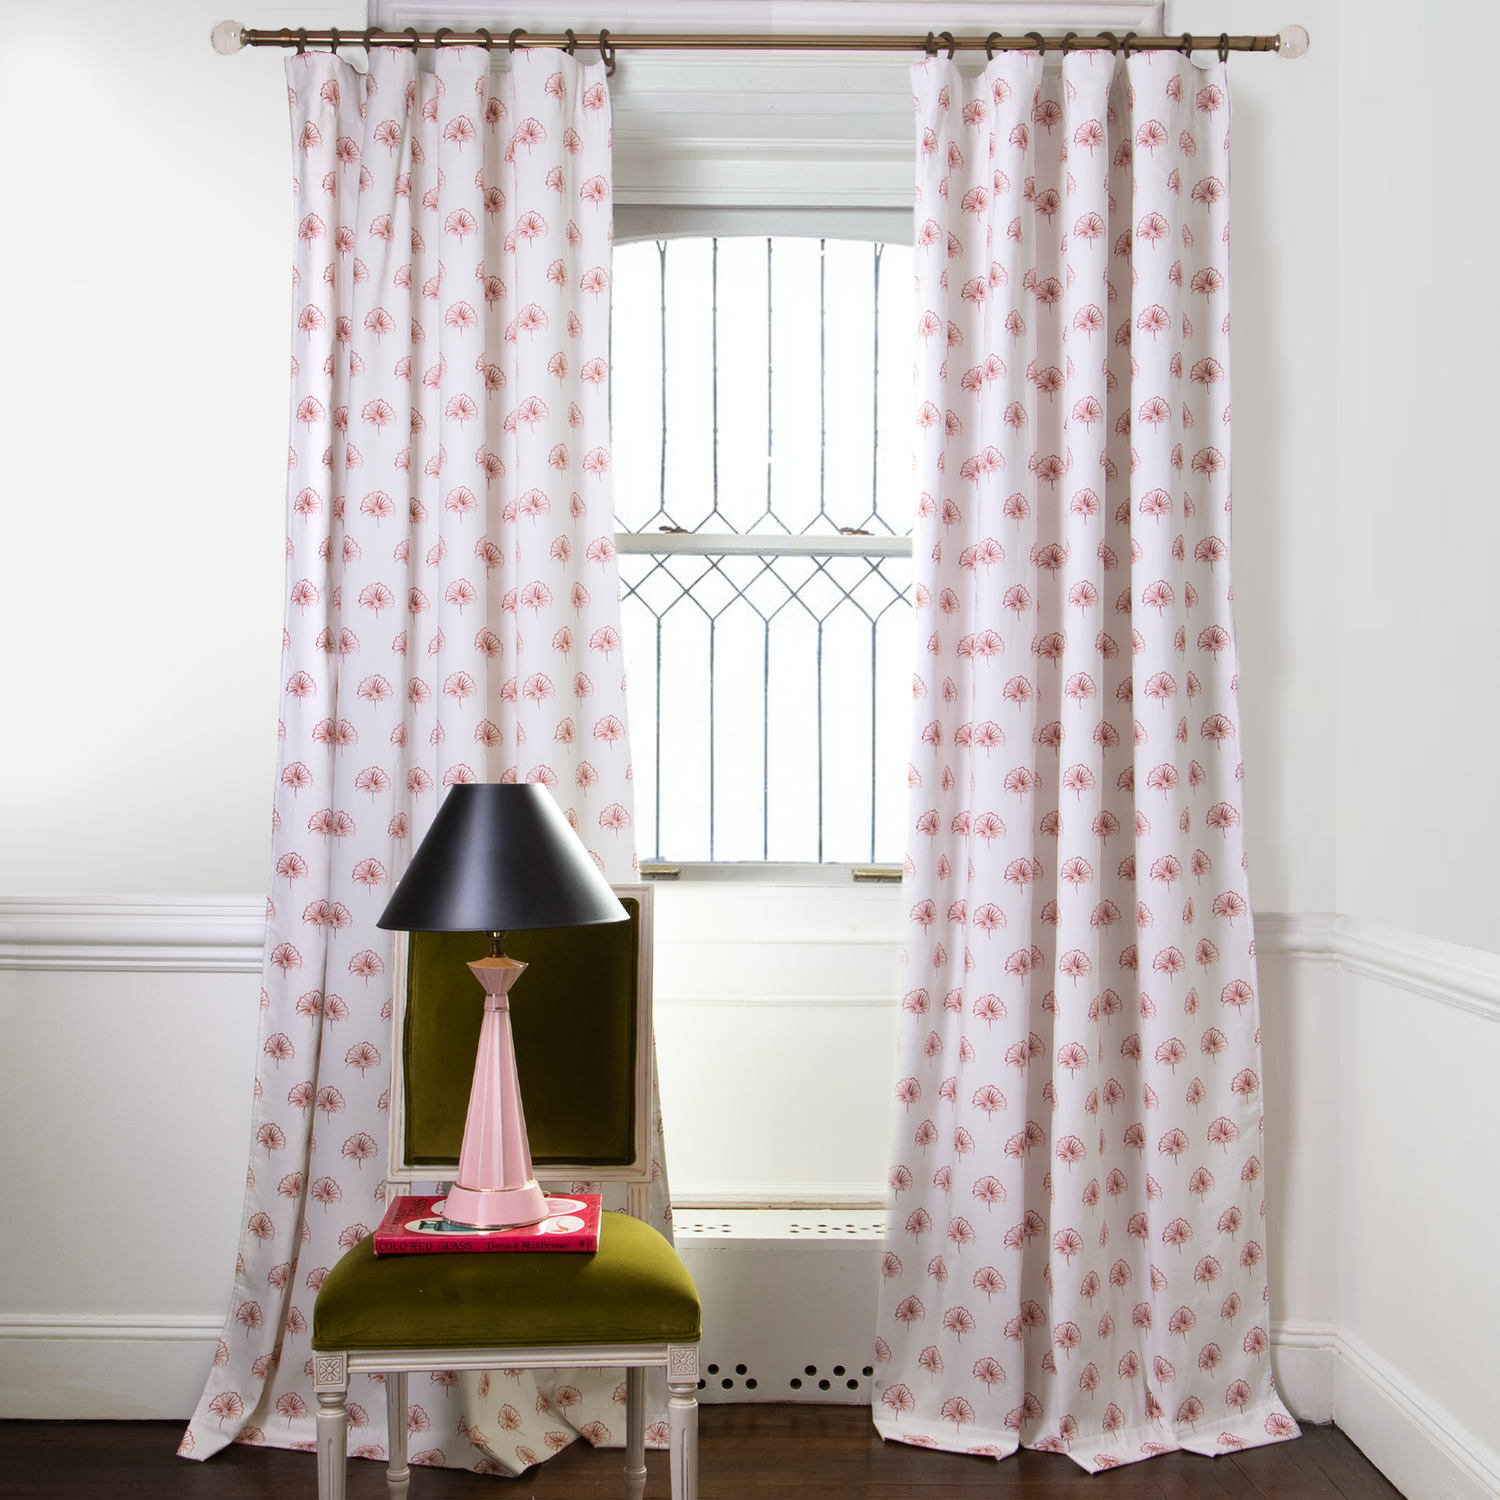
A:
652;881;902;1205
1172;0;1342;917
1334;0;1500;954
4;6;1500;1498
0;0;363;897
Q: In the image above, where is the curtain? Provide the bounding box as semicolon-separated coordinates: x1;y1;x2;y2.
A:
182;43;675;1477
873;50;1299;1472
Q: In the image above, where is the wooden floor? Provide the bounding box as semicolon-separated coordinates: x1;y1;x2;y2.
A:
1;1408;1402;1499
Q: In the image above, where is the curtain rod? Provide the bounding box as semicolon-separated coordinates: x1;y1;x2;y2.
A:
211;22;1310;66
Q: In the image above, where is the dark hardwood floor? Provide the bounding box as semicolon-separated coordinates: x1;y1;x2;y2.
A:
1;1408;1402;1498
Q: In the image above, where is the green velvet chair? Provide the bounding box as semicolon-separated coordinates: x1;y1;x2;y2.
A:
310;884;702;1500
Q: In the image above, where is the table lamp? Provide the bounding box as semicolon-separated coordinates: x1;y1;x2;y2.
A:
377;783;627;1229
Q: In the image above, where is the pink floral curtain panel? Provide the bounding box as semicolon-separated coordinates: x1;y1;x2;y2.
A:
183;44;673;1476
873;50;1299;1471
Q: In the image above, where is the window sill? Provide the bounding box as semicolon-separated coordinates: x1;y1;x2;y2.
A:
639;862;901;884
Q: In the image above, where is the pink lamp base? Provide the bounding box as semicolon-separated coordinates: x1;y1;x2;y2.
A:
441;1178;549;1230
442;953;549;1230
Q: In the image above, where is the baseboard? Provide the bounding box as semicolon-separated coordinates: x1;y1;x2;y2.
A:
1271;1318;1500;1500
0;1316;223;1420
1336;1330;1500;1500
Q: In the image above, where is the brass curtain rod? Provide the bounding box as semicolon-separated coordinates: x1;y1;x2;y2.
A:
213;22;1309;65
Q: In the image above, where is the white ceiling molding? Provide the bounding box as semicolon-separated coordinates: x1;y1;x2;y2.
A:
373;1;1163;215
372;3;1165;38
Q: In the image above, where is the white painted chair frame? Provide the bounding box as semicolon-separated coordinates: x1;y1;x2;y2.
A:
310;882;699;1498
383;882;659;1222
312;1342;700;1500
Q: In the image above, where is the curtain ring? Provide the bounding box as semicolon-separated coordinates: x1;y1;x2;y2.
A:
294;26;307;55
598;29;617;76
1121;31;1137;57
474;27;494;50
1060;31;1078;55
565;27;578;55
1218;32;1231;63
984;31;1003;60
1098;31;1119;54
1025;30;1047;56
923;31;938;56
432;26;454;49
363;26;384;52
328;27;340;53
1179;32;1194;56
508;27;527;53
401;27;420;51
936;30;956;58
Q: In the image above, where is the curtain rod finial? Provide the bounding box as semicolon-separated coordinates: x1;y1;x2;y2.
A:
1276;24;1310;59
211;19;246;54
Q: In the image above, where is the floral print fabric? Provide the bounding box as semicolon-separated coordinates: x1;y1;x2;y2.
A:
872;50;1299;1471
183;44;673;1477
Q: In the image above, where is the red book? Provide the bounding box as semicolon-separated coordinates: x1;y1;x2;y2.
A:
373;1194;602;1255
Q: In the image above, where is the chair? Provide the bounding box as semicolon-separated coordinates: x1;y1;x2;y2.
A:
310;883;702;1499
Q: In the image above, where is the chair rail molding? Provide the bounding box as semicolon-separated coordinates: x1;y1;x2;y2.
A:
0;1313;224;1343
1255;910;1500;1024
0;896;266;973
5;894;1498;1007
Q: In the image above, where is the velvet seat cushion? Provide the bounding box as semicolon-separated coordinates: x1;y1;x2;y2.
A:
312;1212;700;1352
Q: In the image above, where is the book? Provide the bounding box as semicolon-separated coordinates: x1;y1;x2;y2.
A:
373;1193;602;1255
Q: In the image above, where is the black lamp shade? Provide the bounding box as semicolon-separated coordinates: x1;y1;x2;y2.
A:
377;783;628;933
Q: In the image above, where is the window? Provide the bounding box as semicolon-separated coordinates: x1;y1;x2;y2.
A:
612;236;915;864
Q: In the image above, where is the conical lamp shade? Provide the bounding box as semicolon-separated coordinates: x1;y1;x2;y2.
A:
377;783;627;933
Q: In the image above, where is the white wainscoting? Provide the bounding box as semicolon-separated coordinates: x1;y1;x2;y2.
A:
3;893;1499;1500
1255;914;1500;1500
0;904;265;1420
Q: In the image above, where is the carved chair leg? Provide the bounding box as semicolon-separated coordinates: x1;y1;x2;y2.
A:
385;1371;410;1500
313;1353;349;1500
624;1366;647;1500
667;1378;698;1500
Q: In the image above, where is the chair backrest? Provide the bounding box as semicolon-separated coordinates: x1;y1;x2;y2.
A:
385;883;654;1206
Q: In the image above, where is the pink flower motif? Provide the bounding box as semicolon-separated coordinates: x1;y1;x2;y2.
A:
348;949;384;983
